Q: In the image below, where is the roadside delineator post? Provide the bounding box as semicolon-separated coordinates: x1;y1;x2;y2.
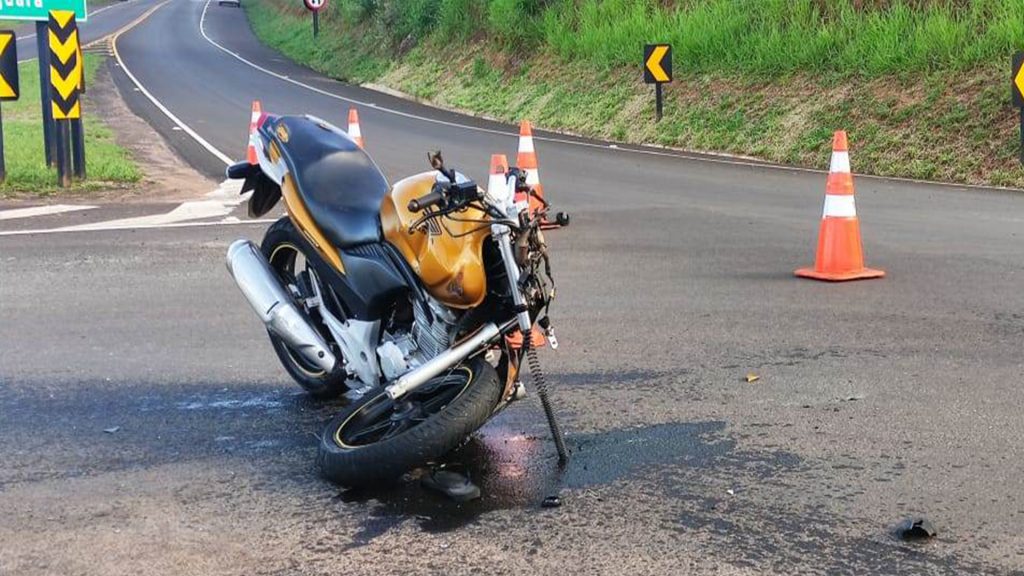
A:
795;130;884;282
48;10;83;189
348;108;363;149
247;100;262;165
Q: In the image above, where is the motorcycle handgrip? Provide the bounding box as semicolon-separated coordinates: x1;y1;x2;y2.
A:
408;190;445;212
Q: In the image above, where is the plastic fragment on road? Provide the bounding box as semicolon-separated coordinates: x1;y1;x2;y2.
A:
541;495;562;508
421;469;481;502
745;373;760;383
898;518;937;541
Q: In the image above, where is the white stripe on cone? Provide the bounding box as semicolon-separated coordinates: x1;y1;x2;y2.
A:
349;124;362;137
822;194;856;218
519;136;535;154
829;151;850;174
525;167;540;185
487;171;506;200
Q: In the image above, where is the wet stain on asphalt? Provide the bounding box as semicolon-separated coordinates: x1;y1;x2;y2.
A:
335;414;800;545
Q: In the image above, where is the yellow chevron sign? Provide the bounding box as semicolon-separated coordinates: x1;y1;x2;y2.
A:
644;44;672;84
48;10;82;120
0;31;18;101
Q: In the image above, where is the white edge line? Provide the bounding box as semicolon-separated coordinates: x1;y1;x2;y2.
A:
0;217;277;237
198;0;1022;195
113;0;234;166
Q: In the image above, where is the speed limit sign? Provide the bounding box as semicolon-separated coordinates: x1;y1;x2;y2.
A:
304;0;326;11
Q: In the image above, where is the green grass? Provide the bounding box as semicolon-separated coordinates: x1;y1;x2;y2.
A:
246;0;1024;188
0;54;141;197
278;0;1024;78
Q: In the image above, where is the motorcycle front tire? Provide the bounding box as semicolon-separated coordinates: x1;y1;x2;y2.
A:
318;357;502;487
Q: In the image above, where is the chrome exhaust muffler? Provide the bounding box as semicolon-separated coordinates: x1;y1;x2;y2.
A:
384;320;513;400
226;240;338;373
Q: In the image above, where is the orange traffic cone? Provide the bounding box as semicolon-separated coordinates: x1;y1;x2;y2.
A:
517;120;562;228
247;100;262;165
348;108;364;149
795;131;885;282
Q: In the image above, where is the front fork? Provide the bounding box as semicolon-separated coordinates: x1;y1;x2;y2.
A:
490;221;569;463
491;222;532;334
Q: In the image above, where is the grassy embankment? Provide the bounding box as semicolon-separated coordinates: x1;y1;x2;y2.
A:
1;55;141;197
247;0;1024;188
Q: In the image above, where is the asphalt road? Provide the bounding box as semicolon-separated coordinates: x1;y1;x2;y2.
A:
3;0;1024;574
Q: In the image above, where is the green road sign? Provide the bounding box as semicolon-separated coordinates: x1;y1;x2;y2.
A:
0;0;88;22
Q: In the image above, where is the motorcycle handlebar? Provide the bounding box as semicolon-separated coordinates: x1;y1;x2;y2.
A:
408;189;445;212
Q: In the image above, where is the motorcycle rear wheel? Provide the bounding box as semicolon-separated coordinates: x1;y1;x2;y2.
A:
318;357;502;487
262;217;351;399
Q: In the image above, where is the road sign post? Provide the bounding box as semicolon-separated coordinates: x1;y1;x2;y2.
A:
48;10;83;187
644;44;672;122
71;117;85;178
304;0;326;38
0;30;19;183
71;33;85;179
1012;52;1024;165
36;22;56;166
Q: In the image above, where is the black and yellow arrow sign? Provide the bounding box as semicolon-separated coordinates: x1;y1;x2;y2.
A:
644;44;672;84
0;31;18;101
48;10;82;120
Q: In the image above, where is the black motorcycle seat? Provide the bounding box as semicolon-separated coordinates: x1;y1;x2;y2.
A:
269;115;390;249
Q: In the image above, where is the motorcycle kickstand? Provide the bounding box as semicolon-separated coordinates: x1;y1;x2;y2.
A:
522;329;568;464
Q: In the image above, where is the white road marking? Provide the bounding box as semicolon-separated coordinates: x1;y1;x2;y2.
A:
0;204;97;221
111;0;234;166
28;179;248;232
0;216;277;237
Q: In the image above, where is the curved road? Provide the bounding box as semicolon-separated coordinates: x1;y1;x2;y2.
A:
2;0;1023;574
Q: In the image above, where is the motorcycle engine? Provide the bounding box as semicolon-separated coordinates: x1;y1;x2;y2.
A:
376;296;458;381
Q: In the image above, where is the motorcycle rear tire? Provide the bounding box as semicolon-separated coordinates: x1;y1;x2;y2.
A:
318;357;502;487
261;217;351;399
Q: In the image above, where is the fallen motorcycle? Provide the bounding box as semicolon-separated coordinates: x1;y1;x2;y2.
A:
224;110;567;486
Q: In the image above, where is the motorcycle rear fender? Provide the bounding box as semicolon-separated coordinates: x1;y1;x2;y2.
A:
226;160;282;219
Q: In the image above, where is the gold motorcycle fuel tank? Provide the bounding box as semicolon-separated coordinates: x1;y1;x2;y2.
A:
381;172;490;309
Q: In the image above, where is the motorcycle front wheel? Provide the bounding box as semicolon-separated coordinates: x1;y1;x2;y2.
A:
318;357;502;487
